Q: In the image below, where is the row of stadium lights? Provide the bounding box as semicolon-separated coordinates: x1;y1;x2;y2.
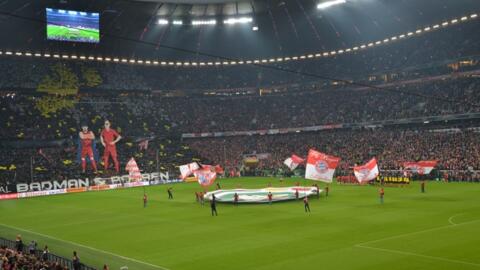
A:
158;17;254;26
0;13;477;67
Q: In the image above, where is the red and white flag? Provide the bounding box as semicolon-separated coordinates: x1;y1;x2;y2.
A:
305;149;341;183
138;140;149;151
403;160;438;175
194;169;217;186
283;154;305;171
354;158;379;183
125;157;142;181
179;162;200;179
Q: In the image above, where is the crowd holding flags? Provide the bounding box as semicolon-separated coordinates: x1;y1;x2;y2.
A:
305;149;340;183
354;158;379;183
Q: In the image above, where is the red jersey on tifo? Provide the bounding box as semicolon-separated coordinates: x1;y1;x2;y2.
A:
101;128;119;145
81;131;93;148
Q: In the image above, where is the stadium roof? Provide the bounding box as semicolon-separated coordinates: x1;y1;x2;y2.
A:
0;0;479;61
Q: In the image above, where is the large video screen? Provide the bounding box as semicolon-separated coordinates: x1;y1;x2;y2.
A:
46;8;100;43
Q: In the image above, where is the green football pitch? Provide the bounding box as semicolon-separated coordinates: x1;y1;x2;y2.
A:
47;24;99;42
1;177;479;270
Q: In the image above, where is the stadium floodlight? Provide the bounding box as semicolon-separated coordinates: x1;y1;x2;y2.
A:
276;58;283;62
345;48;351;52
158;19;169;25
300;55;306;59
53;54;60;58
215;62;221;65
121;59;127;63
222;61;229;65
192;19;216;25
307;54;314;58
368;43;374;47
224;17;253;25
25;52;32;56
68;11;77;15
424;27;431;31
88;56;95;60
317;0;346;10
383;38;390;42
207;62;213;65
253;59;260;63
461;16;468;21
442;21;449;26
399;34;406;38
137;60;143;64
252;26;259;31
238;61;244;64
246;60;253;64
451;19;458;23
433;24;440;29
79;12;87;16
71;55;78;59
58;9;66;14
338;50;344;54
353;46;359;50
6;51;13;55
153;61;159;65
291;56;298;60
80;56;86;60
230;61;236;65
415;29;422;34
360;45;366;49
391;36;397;40
199;62;205;66
407;32;414;36
145;60;151;64
62;55;69;59
34;53;41;57
191;62;197;66
173;20;183;25
471;14;478;18
129;59;136;63
105;57;111;61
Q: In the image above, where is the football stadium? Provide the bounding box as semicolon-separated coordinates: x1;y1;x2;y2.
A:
0;0;480;269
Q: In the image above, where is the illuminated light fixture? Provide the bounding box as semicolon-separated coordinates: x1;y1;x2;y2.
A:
53;54;60;58
88;56;95;60
44;53;51;57
168;62;175;65
96;57;103;61
460;16;468;21
15;52;22;56
58;10;66;14
424;27;431;31
415;29;422;34
345;48;351;52
105;57;111;61
338;49;344;54
0;51;3;55
183;62;190;66
360;45;366;49
113;58;119;62
71;55;78;59
330;51;336;55
276;58;283;62
129;59;135;63
252;26;259;31
153;61;159;65
222;61;229;65
375;41;382;45
471;14;478;18
407;32;414;36
80;56;86;60
317;0;346;10
367;43;374;47
5;51;12;55
269;58;275;62
79;12;87;16
62;55;69;58
238;61;244;64
34;53;41;57
68;10;77;15
323;52;329;56
284;57;291;61
161;61;167;65
299;55;306;59
292;56;298;60
433;24;440;29
172;20;183;25
191;62;198;66
214;62;221;65
253;59;260;63
224;17;253;25
261;59;268;63
199;62;206;66
145;60;151;64
246;60;252;64
207;62;213;65
383;38;390;42
176;62;182;66
442;21;449;26
121;59;128;63
353;46;359;50
307;54;314;58
158;19;169;25
451;19;458;23
25;52;32;56
230;61;236;65
137;60;143;64
192;19;216;25
315;53;322;57
399;34;406;38
391;36;397;40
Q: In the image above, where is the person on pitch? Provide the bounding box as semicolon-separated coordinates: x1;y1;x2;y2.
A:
421;181;426;193
211;194;218;216
100;120;122;173
79;124;98;173
379;188;385;204
234;192;239;206
268;192;273;205
143;193;148;208
304;196;311;213
167;187;173;199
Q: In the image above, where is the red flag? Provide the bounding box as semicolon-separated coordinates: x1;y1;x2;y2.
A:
403;160;438;175
354;158;379;183
125;158;142;181
194;169;217;186
283;154;305;171
304;149;340;183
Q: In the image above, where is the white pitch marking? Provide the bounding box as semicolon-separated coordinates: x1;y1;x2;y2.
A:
448;213;465;225
356;245;480;267
0;223;171;270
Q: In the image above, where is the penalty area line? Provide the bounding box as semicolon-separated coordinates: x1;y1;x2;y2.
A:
0;223;171;270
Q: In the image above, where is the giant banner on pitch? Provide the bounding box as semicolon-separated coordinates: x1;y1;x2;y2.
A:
305;149;340;183
354;158;379;183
